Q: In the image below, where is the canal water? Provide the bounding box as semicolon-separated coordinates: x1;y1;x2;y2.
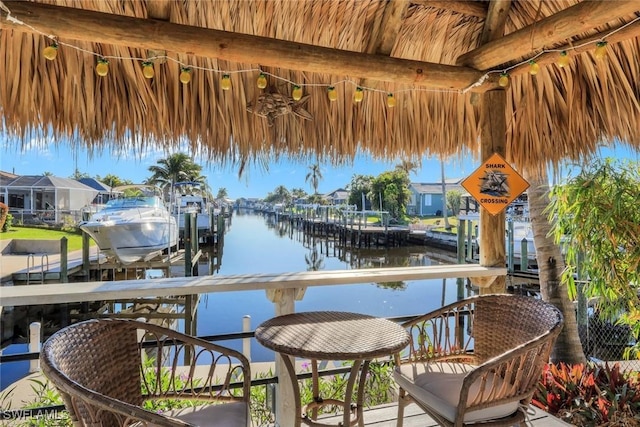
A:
1;209;473;390
192;209;472;362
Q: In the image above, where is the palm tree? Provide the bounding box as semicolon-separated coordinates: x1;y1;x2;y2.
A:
290;188;307;202
440;160;451;229
97;174;132;188
147;153;203;201
305;164;323;195
216;187;229;200
395;159;420;175
273;185;291;205
70;168;89;179
525;170;586;364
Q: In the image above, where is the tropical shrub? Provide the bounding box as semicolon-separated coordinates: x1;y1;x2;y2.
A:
532;362;640;426
0;202;9;231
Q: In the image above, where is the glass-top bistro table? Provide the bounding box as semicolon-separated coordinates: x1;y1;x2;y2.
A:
255;311;411;427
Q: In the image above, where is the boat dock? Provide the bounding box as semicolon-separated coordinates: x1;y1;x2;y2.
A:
263;208;412;248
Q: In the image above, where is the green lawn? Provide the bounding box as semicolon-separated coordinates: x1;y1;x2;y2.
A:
0;226;90;252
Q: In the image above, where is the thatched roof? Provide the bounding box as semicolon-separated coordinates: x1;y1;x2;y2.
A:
1;0;639;175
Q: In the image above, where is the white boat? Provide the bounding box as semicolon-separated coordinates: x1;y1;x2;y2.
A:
171;182;215;238
79;185;178;265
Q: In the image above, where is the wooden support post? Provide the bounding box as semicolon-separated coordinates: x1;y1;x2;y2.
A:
185;213;192;277
81;211;91;280
477;90;507;294
60;237;68;283
507;220;514;273
520;239;529;271
457;219;466;264
466;220;474;261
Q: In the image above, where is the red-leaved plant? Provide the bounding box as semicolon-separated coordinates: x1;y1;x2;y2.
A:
532;362;640;426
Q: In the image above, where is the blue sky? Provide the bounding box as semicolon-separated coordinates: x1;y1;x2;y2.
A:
1;135;637;199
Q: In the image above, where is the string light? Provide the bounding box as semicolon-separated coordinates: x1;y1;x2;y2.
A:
179;67;192;84
142;61;154;79
594;41;608;59
292;85;303;101
1;0;636;98
387;93;396;108
353;87;364;103
463;15;640;93
557;51;570;68
528;60;540;75
96;58;109;77
42;42;58;61
257;73;268;89
221;74;232;90
498;73;509;87
327;86;338;101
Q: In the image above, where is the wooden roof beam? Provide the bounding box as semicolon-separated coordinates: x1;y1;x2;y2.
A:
471;18;640;92
457;0;640;70
480;0;511;45
503;18;640;79
1;0;483;91
411;0;487;19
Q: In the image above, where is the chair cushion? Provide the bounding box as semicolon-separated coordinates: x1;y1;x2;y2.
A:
163;402;248;427
394;362;519;423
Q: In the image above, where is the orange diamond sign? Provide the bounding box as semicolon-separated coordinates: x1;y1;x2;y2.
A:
461;153;530;216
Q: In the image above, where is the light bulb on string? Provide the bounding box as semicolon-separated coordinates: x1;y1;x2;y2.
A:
292;85;303;101
142;61;154;79
498;73;509;87
595;41;608;59
221;74;232;90
43;42;58;61
257;73;268;89
327;86;338;102
387;93;396;108
95;58;109;77
353;87;364;103
180;67;192;84
528;60;540;75
557;51;570;68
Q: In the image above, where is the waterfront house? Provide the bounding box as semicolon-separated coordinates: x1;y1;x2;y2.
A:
0;173;98;224
407;179;466;217
77;177;116;206
324;188;349;205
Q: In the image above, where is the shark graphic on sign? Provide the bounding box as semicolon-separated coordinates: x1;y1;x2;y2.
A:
462;153;529;215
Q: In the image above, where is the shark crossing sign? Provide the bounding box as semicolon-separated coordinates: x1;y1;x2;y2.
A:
461;153;530;216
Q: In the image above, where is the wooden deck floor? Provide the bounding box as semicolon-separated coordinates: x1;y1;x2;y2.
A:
319;403;572;427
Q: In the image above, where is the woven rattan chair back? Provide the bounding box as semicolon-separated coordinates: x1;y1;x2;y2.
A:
40;318;251;427
394;294;564;427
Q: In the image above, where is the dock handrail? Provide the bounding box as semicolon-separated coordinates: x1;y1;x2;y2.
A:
0;264;506;307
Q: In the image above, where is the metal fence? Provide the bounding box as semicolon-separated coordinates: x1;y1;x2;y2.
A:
7;208;85;226
579;313;639;370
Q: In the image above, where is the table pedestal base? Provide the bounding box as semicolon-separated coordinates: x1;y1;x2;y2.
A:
281;356;370;427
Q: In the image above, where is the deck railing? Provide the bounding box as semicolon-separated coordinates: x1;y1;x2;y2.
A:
0;264;506;426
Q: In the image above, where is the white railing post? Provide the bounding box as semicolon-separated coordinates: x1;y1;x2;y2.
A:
267;288;297;427
29;322;41;373
242;315;251;362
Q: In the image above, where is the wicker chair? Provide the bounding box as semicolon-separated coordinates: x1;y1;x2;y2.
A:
40;318;251;427
393;294;563;427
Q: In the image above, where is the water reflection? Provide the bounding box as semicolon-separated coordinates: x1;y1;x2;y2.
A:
305;246;324;271
195;210;474;362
